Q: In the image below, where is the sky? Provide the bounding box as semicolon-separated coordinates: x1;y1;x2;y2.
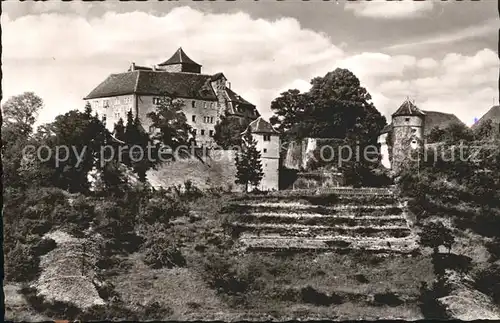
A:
2;0;498;127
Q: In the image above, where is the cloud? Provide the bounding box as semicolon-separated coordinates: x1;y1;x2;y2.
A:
344;0;434;19
2;7;497;130
2;8;344;123
364;48;499;125
386;18;498;50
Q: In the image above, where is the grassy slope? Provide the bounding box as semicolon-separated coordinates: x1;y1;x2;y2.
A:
108;193;434;320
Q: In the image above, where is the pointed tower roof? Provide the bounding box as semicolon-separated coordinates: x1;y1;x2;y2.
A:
244;117;280;135
158;47;201;67
392;98;425;117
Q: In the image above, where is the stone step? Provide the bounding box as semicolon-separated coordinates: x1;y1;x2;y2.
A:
239;234;418;253
232;223;412;238
228;202;403;212
234;213;408;227
261;187;396;197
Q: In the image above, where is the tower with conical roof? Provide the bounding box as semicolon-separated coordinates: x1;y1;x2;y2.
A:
391;98;426;174
157;47;202;73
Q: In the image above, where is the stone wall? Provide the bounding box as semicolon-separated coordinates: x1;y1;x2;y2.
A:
147;149;241;192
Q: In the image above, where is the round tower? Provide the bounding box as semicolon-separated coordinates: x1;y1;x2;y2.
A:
391;98;426;174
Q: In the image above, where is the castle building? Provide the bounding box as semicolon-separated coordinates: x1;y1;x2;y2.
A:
84;47;259;147
379;98;426;174
243;117;280;191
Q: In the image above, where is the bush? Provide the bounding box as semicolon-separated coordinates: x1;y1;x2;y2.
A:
373;291;404;307
202;253;259;296
5;243;40;282
143;236;186;269
139;196;189;225
418;280;450;319
32;238;57;257
486;238;500;261
300;286;343;306
21;286;81;320
473;264;500;304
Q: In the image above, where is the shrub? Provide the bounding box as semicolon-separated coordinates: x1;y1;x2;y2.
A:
473;264;500;304
486;238;500;261
373;291;404;307
139;196;189;225
202;253;258;296
143;236;186;269
5;243;40;282
418;280;450;319
300;286;343;306
32;238;57;257
21;286;81;320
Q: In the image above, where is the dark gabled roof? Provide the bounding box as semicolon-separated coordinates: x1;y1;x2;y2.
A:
423;110;466;135
85;72;139;99
226;88;254;107
245;117;280;135
471;105;500;130
135;71;216;100
392;99;426;117
158;47;201;67
380;124;393;134
84;71;219;100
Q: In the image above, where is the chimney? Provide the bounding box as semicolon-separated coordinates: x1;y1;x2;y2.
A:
152;65;157;71
130;62;136;71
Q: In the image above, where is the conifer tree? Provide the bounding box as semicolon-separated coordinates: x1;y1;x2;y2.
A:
235;129;264;192
114;118;126;142
122;110;155;182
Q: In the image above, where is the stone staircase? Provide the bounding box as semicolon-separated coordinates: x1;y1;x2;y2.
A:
225;187;418;254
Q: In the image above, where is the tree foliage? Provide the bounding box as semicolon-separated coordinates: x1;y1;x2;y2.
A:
120;110;156;182
419;222;455;254
269;89;312;139
473;119;495;141
213;114;249;149
146;95;192;148
235;130;264;192
271;69;386;142
2;92;44;188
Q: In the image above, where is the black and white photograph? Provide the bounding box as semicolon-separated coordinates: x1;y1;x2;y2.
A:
2;0;499;321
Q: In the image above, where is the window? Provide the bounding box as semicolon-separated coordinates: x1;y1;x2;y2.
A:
153;97;161;105
210;117;214;124
192;115;196;122
209;130;214;137
149;125;155;133
192;101;196;108
193;129;197;135
263;148;267;153
104;100;109;108
263;135;271;141
201;130;205;136
405;118;410;122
